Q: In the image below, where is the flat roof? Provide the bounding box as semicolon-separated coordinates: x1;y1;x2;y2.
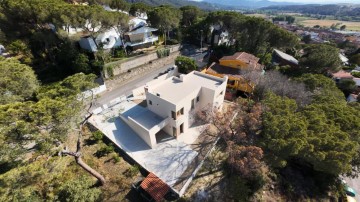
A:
273;49;299;65
122;102;166;130
149;71;224;104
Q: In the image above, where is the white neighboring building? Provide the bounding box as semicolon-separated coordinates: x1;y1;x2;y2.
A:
123;26;158;48
121;71;227;148
95;27;123;50
0;44;5;55
339;53;349;66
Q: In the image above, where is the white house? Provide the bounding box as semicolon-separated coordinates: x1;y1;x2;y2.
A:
339;53;349;66
123;26;158;48
0;44;5;55
120;71;227;148
347;94;358;103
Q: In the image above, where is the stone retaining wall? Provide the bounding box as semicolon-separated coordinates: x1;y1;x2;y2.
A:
104;45;180;78
105;51;180;90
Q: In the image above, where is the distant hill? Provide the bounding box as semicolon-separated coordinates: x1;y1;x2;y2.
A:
262;4;360;16
197;0;300;9
125;0;226;10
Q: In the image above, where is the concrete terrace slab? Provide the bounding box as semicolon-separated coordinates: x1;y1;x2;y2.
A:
89;101;198;188
122;102;166;130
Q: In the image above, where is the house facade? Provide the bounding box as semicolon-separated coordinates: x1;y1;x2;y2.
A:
136;71;227;148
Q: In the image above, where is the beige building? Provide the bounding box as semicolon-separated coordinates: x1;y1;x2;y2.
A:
146;71;228;146
122;71;228;148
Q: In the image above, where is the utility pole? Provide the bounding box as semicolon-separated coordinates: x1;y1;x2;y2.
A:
200;30;203;54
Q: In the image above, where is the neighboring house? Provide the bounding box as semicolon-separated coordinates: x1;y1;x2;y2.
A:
205;52;263;93
129;17;148;31
339;53;349;66
124;26;158;49
0;44;5;55
206;62;256;93
331;70;360;87
208;25;230;46
347;93;358;103
272;49;299;68
219;52;264;71
95;27;123;50
79;36;98;52
121;71;227;148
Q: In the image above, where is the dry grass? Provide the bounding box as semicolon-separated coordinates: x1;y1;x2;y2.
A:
66;127;140;201
300;20;360;31
245;14;268;18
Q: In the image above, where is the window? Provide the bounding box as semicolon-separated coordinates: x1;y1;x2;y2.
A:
191;99;195;109
173;127;177;137
180;108;184;115
149;100;152;105
171;111;176;120
196;96;200;102
227;80;236;85
180;123;184;134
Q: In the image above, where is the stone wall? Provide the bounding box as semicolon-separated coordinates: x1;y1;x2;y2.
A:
104;44;180;78
105;51;180;90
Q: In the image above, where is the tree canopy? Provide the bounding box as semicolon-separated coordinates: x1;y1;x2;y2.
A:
299;44;342;73
148;5;181;34
0;58;39;104
175;56;197;73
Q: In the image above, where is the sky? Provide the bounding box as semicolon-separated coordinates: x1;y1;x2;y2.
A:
271;0;360;3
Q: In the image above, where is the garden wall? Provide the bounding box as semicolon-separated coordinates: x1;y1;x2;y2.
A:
105;51;180;90
104;44;181;78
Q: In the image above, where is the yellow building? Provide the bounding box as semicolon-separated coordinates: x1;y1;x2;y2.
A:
219;52;263;71
205;52;263;93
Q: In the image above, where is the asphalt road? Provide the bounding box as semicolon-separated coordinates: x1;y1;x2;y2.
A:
95;63;174;106
93;44;208;108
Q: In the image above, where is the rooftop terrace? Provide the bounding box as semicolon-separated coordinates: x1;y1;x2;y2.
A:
148;71;225;104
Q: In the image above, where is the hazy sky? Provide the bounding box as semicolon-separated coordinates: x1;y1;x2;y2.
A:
271;0;360;3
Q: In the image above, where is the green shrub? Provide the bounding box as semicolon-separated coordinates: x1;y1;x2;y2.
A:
156;48;170;58
114;48;126;58
105;65;114;78
175;55;197;73
96;144;115;157
351;71;360;78
113;153;121;163
124;165;140;178
227;176;251;201
92;130;103;142
166;39;179;45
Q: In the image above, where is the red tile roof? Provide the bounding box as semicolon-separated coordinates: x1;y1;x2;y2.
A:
220;52;260;63
331;70;353;79
140;173;169;202
220;52;263;70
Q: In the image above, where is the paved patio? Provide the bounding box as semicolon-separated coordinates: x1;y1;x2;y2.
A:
89;100;198;187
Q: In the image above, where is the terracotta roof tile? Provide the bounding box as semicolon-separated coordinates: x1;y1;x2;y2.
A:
220;52;260;63
140;173;169;202
332;70;353;79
